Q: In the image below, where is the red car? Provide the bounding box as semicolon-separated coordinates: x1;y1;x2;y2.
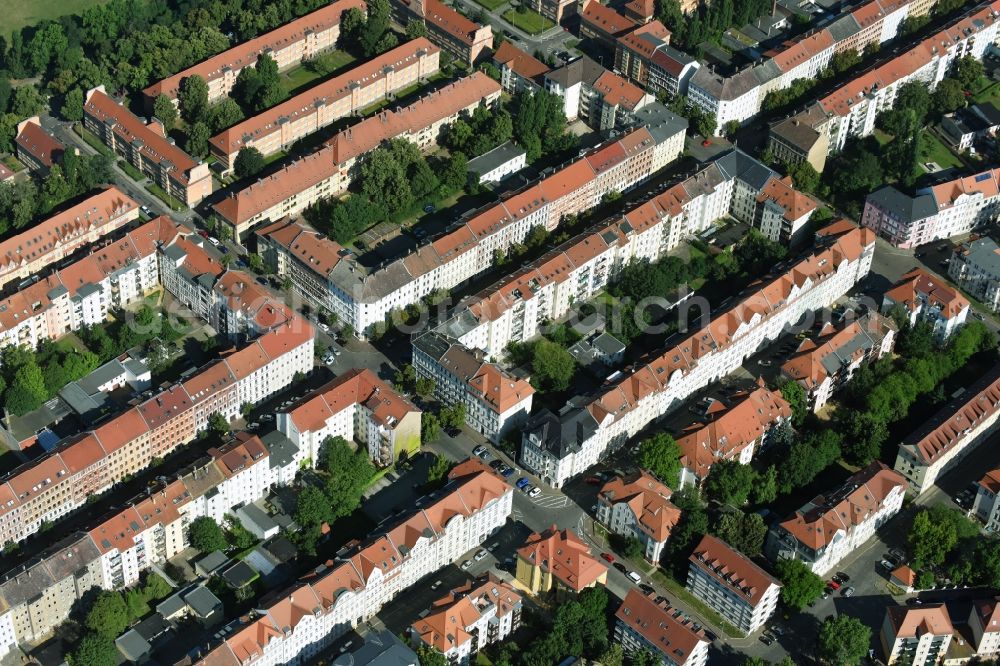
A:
198;230;209;238
702;139;712;147
601;552;615;563
827;579;841;590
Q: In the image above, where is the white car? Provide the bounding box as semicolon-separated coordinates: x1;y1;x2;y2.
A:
472;445;487;457
528;487;541;498
460;560;473;570
319;323;330;333
474;549;489;561
627;571;642;584
208;237;221;246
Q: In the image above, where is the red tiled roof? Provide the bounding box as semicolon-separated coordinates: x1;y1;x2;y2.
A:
493;41;550;82
15;118;64;168
616;589;707;663
689;534;780;607
517;525;607;592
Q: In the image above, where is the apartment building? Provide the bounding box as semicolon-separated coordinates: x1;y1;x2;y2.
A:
614;21;672;89
767;105;831;173
596;471;680;562
863;168;1000;248
277;368;421;467
84;87;212;207
213;72;501;240
409;577;522;665
14;117;64;173
881;604;953;665
468;142;528;184
492;41;550;93
521;223;875;488
412;332;533;443
968;596;1000;659
0;186;138;291
543;55;657;130
142;0;365;106
817;2;1000;154
765;462;906;575
193;459;512;666
754;176;820;247
257;117;684;338
881;268;969;340
686;535;781;634
973;468;1000;531
514;526;608;597
580;0;639;49
780;312;897;412
950;236;1000;311
675;384;791;488
527;0;577;24
0;431;303;655
209;39;441;171
390;0;492;65
614;589;710;666
895;363;1000;495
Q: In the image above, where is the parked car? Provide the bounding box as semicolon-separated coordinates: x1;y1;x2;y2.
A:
759;635;774;646
140;205;153;216
472;445;487;457
827;579;841;590
704;630;717;642
627;571;642;584
489;459;503;470
835;572;851;584
198;230;209;238
528;487;541;498
515;477;531;490
461;560;473;570
613;562;627;573
841;586;855;597
431;580;442;590
209;237;220;246
601;552;615;563
907;597;924;605
521;484;535;495
585;476;602;485
640;584;655;595
499;466;514;478
880;559;895;570
474;549;489;561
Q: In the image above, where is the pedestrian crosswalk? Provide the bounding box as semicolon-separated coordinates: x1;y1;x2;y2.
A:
533;493;569;509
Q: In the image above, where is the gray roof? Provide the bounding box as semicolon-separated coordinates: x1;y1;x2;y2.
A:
77;359;128;395
524;408;598;459
116;629;151;661
826;15;860;42
262;535;297;562
866;186;938;223
57;383;104;416
468;141;526;177
958;237;1000;274
544;55;605;88
237;502;279;534
630;102;688;145
331;629;419;666
183;585;222;618
771;114;823;153
221;560;258;588
714;148;776;191
412;331;452;363
592;332;626;356
156;592;187;618
195;550;230;575
690;61;779;101
261;430;299;470
133;612;170;641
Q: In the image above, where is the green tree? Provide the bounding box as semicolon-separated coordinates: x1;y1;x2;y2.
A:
188;516;228;553
600;644;625;666
10;85;44;118
439;403;467;431
153;93;178;128
779;379;808;426
622;536;645;560
85;590;129;637
179;75;209;123
705;460;756;506
751;465;779;505
234;146;266;178
954;56;985;91
405;20;428;39
774;557;825;611
125;587;150;619
415;376;435;399
830;48;861;74
713;511;767;557
6;362;47;416
838;409;888;465
295;484;334;529
932;78;966;117
225;515;258;550
70;633;119;666
61;87;85;121
637;433;682;486
530;339;576;392
206;97;244;133
142;573;172;600
208;411;229;433
785;159;821;194
779;429;841;493
427;454;452;484
319;436;375;520
422;412;442;442
908;506;976;568
818;615;871;666
186;121;211;157
416;646;448;666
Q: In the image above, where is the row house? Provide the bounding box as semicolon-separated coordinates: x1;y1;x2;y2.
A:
863;167;1000;248
614;588;710;666
84;87;213;207
580;0;640;50
255;115;685;337
675;383;791;488
277;368;422;467
686;535;781;634
193;460;512;666
410;577;522;665
950;236;1000;311
521;223;876;488
765;462;906;575
213;72;502;240
894;363;1000;495
514;525;608;597
142;0;366;106
412;332;533;443
0;431;301;656
881;268;969;340
973;467;1000;531
14;117;64;174
0;186;138;291
780;312;897;412
209;39;441;171
596;470;680;562
818;1;1000;154
391;0;492;66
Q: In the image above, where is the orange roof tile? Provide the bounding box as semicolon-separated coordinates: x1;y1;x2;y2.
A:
690;534;780;606
517;525;607;592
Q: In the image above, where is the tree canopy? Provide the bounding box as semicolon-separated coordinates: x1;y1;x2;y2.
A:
774;557;825;611
818;615;871;666
189;516;228;553
234;146;266;178
530;340;576;392
637;433;682;487
713;511;767;557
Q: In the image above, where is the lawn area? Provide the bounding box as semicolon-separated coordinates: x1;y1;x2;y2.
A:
502;8;554;34
147;183;186;211
475;0;507;10
2;156;23;173
117;160;144;181
918;130;963;171
972;80;1000;107
280;50;357;95
6;0;107;33
873;128;894;146
74;123;114;158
